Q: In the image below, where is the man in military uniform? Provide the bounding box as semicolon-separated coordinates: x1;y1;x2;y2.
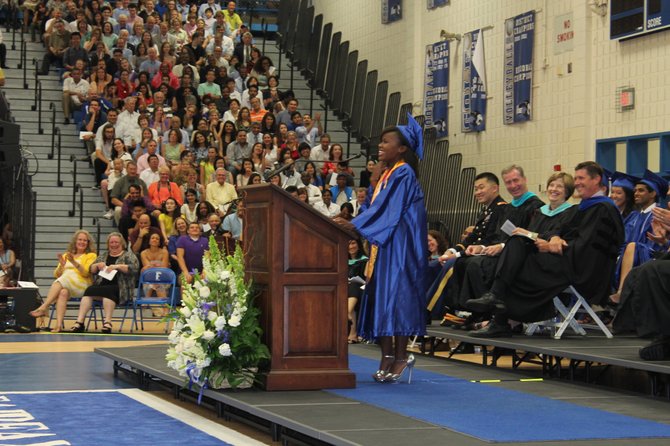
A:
426;172;507;319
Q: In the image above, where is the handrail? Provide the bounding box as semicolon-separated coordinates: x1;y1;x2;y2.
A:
25;56;33;90
92;218;102;252
31;59;38;111
55;127;63;187
31;191;37;282
18;40;25;70
69;154;79;216
11;7;16;51
320;103;328;133
48;103;56;159
77;184;84;229
37;82;43;134
69;156;89;218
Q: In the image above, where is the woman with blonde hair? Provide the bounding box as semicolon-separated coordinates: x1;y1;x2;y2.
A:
70;233;139;333
30;230;98;332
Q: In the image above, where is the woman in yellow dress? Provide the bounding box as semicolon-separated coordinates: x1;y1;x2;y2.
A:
30;230;97;332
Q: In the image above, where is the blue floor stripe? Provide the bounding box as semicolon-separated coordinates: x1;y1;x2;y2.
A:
327;355;670;442
0;391;231;446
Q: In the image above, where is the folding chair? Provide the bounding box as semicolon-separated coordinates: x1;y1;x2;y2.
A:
120;268;177;333
47;297;102;331
525;285;613;339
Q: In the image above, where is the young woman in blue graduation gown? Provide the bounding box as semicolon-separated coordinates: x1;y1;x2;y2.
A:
336;116;428;384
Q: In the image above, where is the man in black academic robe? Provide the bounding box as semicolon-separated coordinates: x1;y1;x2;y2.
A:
452;165;544;310
466;161;624;337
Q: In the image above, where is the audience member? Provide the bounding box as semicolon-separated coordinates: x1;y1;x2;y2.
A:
176;222;209;283
206;168;238;215
71;233;139;333
29;230;97;332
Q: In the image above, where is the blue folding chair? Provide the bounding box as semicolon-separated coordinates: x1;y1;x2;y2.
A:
47;297;103;332
120;268;177;333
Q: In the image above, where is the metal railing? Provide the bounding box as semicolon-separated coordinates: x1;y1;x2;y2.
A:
68;157;86;228
48;103;56;159
54;127;63;186
36;82;43;134
18;40;25;70
31;59;38;110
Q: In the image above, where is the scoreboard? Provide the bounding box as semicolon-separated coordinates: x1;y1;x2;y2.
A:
611;0;670;40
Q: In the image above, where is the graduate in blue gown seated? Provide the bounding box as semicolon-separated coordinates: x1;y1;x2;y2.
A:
335;114;427;384
611;170;669;305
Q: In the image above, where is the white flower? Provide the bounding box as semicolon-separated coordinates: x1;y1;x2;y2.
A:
219;343;232;356
168;330;180;344
207;311;218;322
196;357;212;368
202;330;215;341
186;315;206;339
214;315;227;330
199;286;211;298
180;306;192;318
228;314;241;327
219;270;231;281
183;338;196;351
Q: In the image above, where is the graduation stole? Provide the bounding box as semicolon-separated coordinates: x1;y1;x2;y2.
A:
364;161;406;280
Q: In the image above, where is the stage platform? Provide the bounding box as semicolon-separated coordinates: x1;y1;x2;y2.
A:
96;342;670;446
423;326;670;395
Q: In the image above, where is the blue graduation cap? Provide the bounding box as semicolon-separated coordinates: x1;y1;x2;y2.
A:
611;171;639;191
397;113;424;160
637;169;668;200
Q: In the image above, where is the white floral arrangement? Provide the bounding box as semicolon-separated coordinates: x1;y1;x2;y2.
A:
166;240;269;392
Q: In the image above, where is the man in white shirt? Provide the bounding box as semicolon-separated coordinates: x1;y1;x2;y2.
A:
62;68;89;124
310;133;331;170
116;97;141;146
300;171;322;206
313;189;340;218
207;168;238;216
139;153;161;185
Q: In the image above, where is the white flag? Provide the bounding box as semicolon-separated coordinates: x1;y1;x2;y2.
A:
472;29;486;91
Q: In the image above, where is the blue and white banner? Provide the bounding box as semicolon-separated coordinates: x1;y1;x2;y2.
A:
427;0;448;9
462;29;487;132
503;10;535;124
382;0;402;24
423;41;450;138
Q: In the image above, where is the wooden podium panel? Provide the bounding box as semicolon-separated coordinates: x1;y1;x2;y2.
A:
241;184;356;390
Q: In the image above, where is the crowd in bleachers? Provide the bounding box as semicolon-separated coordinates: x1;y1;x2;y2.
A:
31;0;373;242
19;0;382;332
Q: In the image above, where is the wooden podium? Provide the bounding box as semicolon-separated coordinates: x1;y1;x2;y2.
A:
241;184;356;391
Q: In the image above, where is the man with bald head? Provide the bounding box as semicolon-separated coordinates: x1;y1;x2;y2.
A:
129;213;163;254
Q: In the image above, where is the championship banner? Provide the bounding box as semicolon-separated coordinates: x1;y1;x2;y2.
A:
382;0;402;24
503;10;535;124
462;29;487;132
423;41;450;138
